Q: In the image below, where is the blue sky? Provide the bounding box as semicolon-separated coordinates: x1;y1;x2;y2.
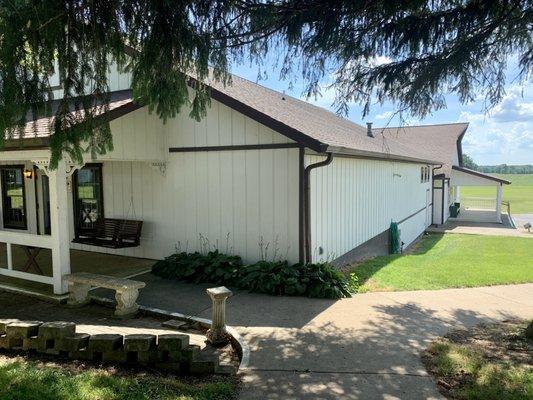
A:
231;59;532;166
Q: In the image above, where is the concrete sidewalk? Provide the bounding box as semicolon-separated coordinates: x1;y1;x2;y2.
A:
96;275;533;399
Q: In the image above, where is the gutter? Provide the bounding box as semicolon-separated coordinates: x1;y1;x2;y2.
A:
303;153;333;263
325;146;442;165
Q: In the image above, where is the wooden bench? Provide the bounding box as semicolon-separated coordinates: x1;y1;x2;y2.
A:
64;273;146;317
73;218;143;249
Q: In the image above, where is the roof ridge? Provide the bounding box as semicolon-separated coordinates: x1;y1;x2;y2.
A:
373;122;469;129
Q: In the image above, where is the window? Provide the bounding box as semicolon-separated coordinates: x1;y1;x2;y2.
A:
1;166;27;230
421;166;430;183
73;164;104;235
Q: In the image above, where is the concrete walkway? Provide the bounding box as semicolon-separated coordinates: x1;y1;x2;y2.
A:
97;274;533;399
427;220;532;238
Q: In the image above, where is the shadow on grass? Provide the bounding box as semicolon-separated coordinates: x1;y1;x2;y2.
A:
347;233;446;290
0;358;235;400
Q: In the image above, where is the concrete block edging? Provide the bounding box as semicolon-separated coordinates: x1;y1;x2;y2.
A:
90;294;250;370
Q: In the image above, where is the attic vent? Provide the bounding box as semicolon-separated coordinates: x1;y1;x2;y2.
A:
367;122;373;137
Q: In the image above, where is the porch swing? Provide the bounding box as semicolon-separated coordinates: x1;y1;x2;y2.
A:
73;164;143;249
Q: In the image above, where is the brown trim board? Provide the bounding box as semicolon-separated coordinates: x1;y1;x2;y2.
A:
169;143;300;153
397;206;428;225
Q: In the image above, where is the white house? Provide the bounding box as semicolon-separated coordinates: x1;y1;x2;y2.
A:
0;62;509;295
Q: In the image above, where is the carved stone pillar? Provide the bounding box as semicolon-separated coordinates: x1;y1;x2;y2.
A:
206;286;232;346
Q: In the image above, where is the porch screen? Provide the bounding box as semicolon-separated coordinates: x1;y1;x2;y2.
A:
73;164;103;233
1;166;27;230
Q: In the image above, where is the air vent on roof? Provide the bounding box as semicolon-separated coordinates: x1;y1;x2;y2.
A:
367;122;373;137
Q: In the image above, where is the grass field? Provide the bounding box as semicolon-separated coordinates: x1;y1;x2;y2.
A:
0;355;237;400
349;233;533;293
460;173;533;214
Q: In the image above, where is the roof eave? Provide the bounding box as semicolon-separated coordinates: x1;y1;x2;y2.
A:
325;146;443;165
451;165;511;185
456;124;469;167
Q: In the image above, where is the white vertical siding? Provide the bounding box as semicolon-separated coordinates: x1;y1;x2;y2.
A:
165;99;294;147
51;61;132;99
308;155;432;263
70;148;300;263
89;107;166;162
69;98;300;263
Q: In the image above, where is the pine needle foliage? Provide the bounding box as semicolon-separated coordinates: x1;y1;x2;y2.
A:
0;1;531;166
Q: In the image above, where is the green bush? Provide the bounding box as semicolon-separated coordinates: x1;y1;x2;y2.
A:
151;250;243;285
152;252;353;299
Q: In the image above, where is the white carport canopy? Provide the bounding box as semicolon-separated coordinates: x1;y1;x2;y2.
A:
450;166;511;223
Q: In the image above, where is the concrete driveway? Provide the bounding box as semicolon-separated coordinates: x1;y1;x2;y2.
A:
514;214;533;233
96;275;533;399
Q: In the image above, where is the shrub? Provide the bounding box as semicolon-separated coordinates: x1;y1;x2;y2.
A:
151;250;243;285
238;260;307;296
152;252;354;299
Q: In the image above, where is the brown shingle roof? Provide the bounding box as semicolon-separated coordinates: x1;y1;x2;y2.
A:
207;74;443;164
372;123;469;176
14;72;455;166
12;90;137;142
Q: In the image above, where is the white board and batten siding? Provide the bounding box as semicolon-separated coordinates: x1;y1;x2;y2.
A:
307;155;432;263
51;62;132;99
71;98;301;264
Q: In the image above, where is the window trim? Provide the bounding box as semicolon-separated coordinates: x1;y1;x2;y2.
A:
72;163;104;236
0;165;28;230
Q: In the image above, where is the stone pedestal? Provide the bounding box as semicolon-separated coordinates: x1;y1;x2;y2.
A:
205;286;232;346
115;288;140;317
67;282;90;306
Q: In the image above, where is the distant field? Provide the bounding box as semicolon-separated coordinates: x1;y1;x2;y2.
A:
460;173;533;214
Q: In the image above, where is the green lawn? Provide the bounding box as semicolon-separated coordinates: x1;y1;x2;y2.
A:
349;233;533;292
0;356;237;400
460;173;533;214
423;321;532;400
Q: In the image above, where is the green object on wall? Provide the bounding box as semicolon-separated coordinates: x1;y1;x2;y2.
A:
449;204;460;218
390;222;401;254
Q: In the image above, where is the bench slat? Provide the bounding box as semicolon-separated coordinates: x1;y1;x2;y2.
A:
64;273;146;290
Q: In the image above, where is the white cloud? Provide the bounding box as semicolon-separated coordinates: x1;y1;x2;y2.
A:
460;84;533;165
490;86;533;123
375;111;393;120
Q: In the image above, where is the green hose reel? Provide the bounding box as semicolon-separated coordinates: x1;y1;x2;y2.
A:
389;221;402;254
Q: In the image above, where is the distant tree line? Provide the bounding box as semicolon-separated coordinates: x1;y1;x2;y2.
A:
463;154;533;174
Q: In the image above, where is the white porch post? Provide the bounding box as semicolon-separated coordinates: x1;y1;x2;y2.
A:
495;184;503;223
48;159;71;294
456;186;461;202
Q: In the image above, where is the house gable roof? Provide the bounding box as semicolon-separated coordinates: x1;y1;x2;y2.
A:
372;122;469;176
205;74;442;164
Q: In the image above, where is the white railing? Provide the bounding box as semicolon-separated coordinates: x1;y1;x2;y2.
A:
0;231;54;285
460;197;497;211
